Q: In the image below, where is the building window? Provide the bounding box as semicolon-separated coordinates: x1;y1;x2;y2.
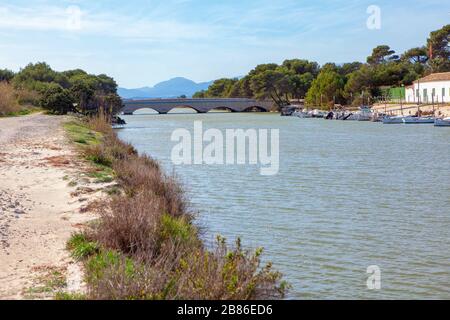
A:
432;88;435;97
443;88;445;97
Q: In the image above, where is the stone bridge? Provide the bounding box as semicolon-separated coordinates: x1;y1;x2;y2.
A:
121;98;273;114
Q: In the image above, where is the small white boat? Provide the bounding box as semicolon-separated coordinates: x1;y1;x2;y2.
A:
343;106;373;121
434;117;450;127
355;106;373;121
310;109;327;118
402;116;435;124
382;115;405;124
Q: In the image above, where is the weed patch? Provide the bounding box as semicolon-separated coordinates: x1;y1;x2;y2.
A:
67;233;99;260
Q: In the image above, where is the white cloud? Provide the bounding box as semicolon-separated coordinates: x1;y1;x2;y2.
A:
0;5;72;31
0;3;214;43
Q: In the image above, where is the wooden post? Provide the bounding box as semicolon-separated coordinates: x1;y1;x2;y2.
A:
400;95;403;115
432;95;435;116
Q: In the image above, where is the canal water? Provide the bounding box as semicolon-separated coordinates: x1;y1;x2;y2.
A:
118;111;450;299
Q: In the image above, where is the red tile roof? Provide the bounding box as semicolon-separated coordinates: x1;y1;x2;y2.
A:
414;72;450;83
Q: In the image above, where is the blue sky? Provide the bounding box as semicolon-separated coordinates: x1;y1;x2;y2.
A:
0;0;448;88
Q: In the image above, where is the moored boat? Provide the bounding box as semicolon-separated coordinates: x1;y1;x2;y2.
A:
342;106;373;121
292;110;312;118
355;106;373;121
310;109;327;118
402;116;435;124
434;117;450;127
382;115;405;124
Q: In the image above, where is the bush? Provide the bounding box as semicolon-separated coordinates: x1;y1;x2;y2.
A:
40;85;75;114
85;238;287;300
0;82;20;116
0;69;15;82
91;192;165;258
84;144;113;167
170;237;289;300
112;157;187;218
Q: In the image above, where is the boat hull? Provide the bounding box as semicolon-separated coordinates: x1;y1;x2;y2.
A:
383;116;404;124
434;118;450;127
292;111;312;118
402;117;435;124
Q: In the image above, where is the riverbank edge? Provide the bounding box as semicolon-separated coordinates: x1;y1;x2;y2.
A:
60;115;288;300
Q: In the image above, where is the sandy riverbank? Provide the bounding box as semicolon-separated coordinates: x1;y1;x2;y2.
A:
0;114;106;299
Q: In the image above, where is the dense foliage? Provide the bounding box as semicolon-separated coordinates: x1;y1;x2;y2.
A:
0;62;122;115
194;24;450;109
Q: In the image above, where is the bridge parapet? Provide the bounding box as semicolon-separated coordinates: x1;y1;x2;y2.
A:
121;98;273;114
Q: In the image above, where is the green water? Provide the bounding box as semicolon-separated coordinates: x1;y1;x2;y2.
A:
118;111;450;299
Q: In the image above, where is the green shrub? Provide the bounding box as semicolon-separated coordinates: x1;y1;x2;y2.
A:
161;213;197;244
67;233;99;260
55;292;87;300
40;85;75;114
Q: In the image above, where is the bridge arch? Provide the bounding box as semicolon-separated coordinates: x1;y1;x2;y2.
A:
167;105;201;114
242;106;269;112
207;106;237;113
128;107;160;115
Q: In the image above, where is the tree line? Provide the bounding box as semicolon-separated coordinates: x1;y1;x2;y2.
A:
0;62;122;115
193;24;450;109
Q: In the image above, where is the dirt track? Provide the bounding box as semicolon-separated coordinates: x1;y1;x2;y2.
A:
0;114;99;299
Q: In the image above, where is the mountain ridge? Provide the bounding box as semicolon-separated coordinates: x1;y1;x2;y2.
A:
118;77;213;99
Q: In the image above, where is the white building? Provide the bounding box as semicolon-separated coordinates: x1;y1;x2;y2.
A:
405;72;450;104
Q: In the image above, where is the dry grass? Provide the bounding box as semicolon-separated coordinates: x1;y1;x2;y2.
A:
24;265;67;299
44;156;71;167
86;111;114;135
0;82;20;116
92;192;166;257
67;115;288;300
113;157;187;219
16;88;41;107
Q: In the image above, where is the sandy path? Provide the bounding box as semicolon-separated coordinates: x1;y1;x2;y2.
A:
0;114;100;299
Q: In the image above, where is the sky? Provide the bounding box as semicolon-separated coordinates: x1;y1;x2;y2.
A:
0;0;448;88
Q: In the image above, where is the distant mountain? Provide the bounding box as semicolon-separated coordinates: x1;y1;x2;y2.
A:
118;77;213;99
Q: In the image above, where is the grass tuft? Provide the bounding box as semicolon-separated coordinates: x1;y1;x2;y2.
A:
67;233;99;260
55;292;87;300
